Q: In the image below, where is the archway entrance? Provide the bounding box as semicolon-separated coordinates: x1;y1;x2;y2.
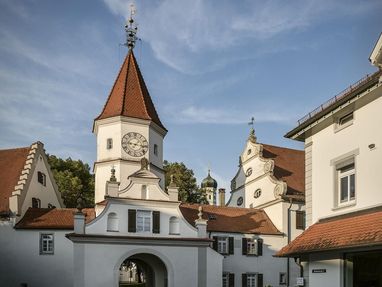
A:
119;253;168;287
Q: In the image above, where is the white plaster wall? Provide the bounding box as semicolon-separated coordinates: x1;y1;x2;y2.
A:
0;223;73;287
308;255;342;287
86;201;197;238
95;119;165;202
263;202;284;232
73;243;221;287
213;232;300;287
22;155;62;215
206;247;223;287
311;88;382;222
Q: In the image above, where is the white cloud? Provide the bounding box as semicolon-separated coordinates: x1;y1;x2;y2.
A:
103;0;380;74
167;105;295;125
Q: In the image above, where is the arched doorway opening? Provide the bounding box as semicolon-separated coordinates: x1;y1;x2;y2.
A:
119;253;168;287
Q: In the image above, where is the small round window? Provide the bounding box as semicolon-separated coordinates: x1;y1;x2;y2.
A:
254;188;262;198
247;149;252;155
237;196;243;206
245;168;253;177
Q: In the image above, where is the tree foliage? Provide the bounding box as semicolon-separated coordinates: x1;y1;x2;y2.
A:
47;155;94;208
163;160;208;204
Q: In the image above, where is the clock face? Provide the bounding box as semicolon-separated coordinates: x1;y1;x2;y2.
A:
121;132;148;157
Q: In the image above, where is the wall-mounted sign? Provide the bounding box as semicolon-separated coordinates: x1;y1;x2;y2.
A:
312;269;326;273
296;277;304;286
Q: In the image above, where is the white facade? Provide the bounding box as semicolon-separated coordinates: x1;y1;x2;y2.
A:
94;116;166;204
282;35;382;287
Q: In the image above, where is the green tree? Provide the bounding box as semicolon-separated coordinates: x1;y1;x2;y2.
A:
47;155;95;208
163;160;208;204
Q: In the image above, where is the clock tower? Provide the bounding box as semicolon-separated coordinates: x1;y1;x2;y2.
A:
93;17;167;203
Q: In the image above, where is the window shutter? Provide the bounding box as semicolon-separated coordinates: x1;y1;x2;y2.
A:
241;274;247;287
257;239;263;256
212;236;218;251
257;274;263;287
152;211;160;233
229;237;234;254
229;273;235;287
242;238;248;255
128;209;136;232
296;211;305;230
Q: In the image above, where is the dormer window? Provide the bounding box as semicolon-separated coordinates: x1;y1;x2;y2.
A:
106;138;113;150
154;144;158;156
335;112;354;132
37;171;46;186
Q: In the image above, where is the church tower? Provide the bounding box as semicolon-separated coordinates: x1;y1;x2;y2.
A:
93;14;167;203
201;170;218;205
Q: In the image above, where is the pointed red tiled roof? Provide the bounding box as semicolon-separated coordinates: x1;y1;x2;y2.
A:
276;206;382;257
0;146;30;213
95;51;166;131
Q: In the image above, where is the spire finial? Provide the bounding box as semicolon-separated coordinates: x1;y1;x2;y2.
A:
248;116;257;143
124;4;138;50
197;206;203;220
110;165;117;182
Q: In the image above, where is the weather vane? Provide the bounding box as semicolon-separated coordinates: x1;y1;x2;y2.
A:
124;4;138;50
248;116;257;142
248;117;255;130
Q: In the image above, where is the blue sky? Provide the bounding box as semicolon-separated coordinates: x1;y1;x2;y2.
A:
0;0;381;189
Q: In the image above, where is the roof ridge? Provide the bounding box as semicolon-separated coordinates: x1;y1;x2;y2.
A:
95;53;130;120
130;51;150;120
261;143;304;153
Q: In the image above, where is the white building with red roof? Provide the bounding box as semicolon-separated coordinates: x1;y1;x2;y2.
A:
277;32;382;287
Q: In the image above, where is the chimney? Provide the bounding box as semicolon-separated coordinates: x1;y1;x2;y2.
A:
195;206;208;238
218;188;226;206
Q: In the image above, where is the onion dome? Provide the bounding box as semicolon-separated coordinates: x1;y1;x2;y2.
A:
201;170;218;189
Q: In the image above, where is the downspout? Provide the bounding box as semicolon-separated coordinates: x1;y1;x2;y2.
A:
287;198;293;287
294;257;304;277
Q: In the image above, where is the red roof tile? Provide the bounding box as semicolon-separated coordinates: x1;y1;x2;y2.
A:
180;204;282;235
262;144;305;201
95;51;166;131
276;207;382;257
15;208;95;229
0;146;30;213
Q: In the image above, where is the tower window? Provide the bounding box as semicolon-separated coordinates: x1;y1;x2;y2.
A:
107;138;113;150
37;171;46;186
32;197;41;208
154;144;158;156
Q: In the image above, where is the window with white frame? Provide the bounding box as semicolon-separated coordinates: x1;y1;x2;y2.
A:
40;233;54;254
247;274;256;287
217;237;229;254
247;239;257;255
136;210;151;232
337;162;355;204
222;273;229;287
335;111;354;132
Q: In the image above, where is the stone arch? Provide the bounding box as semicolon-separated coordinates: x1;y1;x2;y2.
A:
114;248;174;287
